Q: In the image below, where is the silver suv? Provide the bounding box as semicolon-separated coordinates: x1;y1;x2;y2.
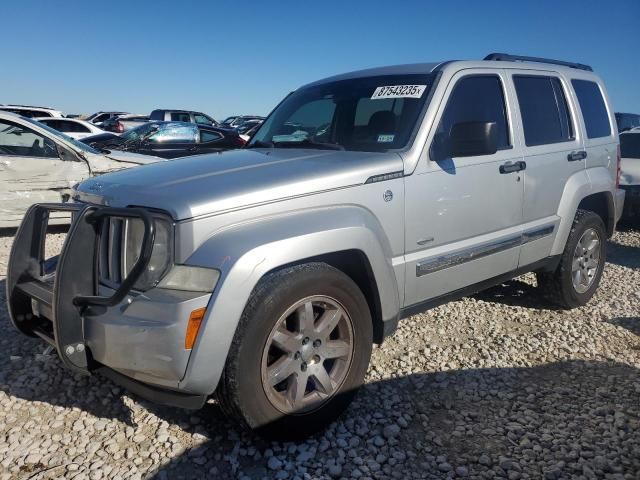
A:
7;53;625;438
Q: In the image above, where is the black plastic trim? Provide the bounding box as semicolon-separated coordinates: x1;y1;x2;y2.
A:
484;53;593;72
99;367;206;410
399;256;561;321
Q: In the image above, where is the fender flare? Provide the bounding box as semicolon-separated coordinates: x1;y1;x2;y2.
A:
551;167;615;255
178;205;400;394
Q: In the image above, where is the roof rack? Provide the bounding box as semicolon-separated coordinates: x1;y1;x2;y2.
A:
483;53;593;72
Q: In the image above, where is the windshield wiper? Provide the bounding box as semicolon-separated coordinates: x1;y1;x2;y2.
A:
273;139;345;151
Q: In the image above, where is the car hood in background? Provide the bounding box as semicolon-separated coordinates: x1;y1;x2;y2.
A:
84;150;165;174
74;148;403;220
620;157;640;186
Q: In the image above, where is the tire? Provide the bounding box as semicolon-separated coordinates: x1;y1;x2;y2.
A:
217;262;373;440
536;210;607;309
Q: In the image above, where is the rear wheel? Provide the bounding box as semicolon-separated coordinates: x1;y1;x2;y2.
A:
217;262;373;439
537;210;606;309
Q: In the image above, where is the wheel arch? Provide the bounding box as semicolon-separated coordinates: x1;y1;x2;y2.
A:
178;206;400;395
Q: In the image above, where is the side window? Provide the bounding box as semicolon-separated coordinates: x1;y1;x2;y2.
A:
620;133;640;159
194;114;213;125
571;80;611;139
200;130;222;142
148;124;198;144
431;75;510;160
513;75;574;146
170;112;191;123
0;120;58;157
63;121;91;133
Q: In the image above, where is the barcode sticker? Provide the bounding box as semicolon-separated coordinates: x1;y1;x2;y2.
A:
371;85;427;99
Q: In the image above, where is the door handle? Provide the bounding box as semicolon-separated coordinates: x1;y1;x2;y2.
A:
568;150;587;162
499;161;526;174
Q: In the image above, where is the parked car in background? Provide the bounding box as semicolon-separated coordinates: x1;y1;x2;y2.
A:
149;109;218;126
615;112;640;133
86;111;129;126
221;115;265;128
35;117;108;140
7;53;624;438
236;118;263;134
82;121;245;158
0;111;163;227
0;104;65;118
619;128;640;221
101;114;150;133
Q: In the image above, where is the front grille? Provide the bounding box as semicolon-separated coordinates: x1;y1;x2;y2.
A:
99;217;125;287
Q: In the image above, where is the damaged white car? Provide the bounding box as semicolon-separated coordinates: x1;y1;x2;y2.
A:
0;111;163;227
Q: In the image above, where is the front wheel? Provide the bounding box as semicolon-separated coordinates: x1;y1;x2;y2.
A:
217;262;373;439
537;210;606;309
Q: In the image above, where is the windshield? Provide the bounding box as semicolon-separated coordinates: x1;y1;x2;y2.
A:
249;74;435;152
24;117;101;154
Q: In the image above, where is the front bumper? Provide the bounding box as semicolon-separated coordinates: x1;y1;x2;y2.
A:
6;203;209;408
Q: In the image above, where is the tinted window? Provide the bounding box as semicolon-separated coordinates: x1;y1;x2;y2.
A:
170;112;191;122
620;133;640;159
0;120;58;157
571;80;611;139
194;114;213;125
44;120;90;133
514;76;574;147
93;113;109;123
200;130;222;142
615;113;640;132
431;75;510;160
148;124;198;144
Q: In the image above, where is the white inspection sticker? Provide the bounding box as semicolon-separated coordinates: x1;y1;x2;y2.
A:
371;85;427;99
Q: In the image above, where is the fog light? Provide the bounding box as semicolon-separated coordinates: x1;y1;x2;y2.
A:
185;307;206;350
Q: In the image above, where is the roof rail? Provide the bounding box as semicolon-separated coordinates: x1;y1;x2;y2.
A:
483;53;593;72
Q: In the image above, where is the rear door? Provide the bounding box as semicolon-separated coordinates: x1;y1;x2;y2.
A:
0;119;89;225
506;70;584;267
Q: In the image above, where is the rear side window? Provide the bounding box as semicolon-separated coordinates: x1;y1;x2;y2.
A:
513;76;573;146
571;80;611;139
620;133;640;159
148;124;198;144
431;75;510;160
170;112;191;122
200;130;222;142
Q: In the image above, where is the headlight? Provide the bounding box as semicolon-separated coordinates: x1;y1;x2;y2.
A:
123;216;173;291
157;265;220;293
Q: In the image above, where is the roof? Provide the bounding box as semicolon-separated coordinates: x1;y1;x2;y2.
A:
303;54;598;89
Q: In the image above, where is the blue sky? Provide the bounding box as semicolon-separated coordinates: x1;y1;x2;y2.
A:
2;0;638;120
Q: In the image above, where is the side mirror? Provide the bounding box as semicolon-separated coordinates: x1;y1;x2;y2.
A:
448;121;498;158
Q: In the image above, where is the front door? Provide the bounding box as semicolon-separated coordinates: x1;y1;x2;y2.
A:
404;71;524;307
0;119;89;226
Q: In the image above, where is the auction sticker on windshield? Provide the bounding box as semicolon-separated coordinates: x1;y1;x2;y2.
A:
371;85;427;99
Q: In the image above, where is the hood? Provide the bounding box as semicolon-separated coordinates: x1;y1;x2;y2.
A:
75;148;403;220
83;150;164;174
620;157;640;186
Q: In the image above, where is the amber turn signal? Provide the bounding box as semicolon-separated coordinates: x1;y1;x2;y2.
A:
185;307;206;349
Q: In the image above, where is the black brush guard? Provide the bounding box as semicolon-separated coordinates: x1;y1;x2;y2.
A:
6;203;155;375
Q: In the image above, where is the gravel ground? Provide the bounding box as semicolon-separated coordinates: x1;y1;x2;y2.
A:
0;227;638;480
